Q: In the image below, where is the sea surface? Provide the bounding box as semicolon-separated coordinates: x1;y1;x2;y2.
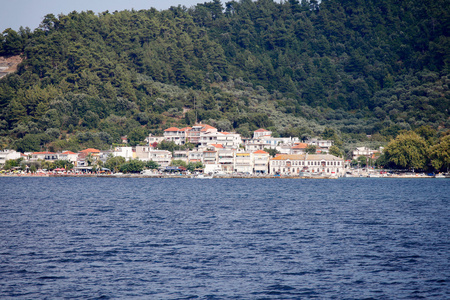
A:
0;177;449;299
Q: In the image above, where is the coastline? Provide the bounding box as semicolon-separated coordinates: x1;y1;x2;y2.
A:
0;173;444;179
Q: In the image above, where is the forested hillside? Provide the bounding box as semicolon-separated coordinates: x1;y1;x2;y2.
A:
0;0;448;153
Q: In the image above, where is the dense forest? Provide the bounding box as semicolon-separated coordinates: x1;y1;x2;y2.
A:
0;0;448;155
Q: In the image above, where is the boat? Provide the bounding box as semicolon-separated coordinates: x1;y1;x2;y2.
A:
435;173;446;179
367;173;380;178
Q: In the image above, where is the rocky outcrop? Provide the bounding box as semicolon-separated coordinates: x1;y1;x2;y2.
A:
0;55;22;78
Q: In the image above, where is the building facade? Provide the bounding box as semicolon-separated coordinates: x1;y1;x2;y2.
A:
269;154;344;176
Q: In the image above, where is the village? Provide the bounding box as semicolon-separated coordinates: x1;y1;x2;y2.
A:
0;123;385;178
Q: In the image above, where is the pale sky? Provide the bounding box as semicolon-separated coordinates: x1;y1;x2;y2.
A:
0;0;213;32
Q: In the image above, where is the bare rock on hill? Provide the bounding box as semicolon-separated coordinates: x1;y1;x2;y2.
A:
0;55;23;78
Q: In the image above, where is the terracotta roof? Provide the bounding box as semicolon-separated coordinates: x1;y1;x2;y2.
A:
211;144;224;148
80;148;100;153
254;128;270;132
253;150;269;154
61;151;77;155
199;124;216;131
179;127;192;131
292;143;308;149
164;127;180;132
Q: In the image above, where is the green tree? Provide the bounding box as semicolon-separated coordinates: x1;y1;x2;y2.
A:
15;134;41;152
105;155;126;172
171;160;187;168
3;158;23;170
186;161;204;172
329;145;343;158
429;135;450;172
157;140;179;152
305;145;316;154
383;131;429;170
264;148;280;157
29;165;37;173
1;28;23;56
53;159;74;170
119;159;144;173
145;160;160;170
128;127;148;146
357;156;367;167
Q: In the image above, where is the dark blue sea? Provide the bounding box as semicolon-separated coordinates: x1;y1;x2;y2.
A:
0;177;449;299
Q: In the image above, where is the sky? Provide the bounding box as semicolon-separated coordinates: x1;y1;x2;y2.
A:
0;0;211;33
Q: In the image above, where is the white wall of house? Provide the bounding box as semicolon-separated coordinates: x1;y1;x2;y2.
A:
269;154;344;176
0;150;21;165
235;153;252;173
253;152;269;174
113;147;134;160
148;150;172;167
218;149;234;173
173;150;189;163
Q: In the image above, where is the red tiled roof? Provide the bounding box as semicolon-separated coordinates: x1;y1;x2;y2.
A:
80;148;100;153
254;128;270;132
198;124;216;131
253;150;269;154
61;151;77;155
292;143;308;149
211;144;224;148
164;127;180;132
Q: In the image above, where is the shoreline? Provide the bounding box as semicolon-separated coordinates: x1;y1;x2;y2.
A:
0;174;444;179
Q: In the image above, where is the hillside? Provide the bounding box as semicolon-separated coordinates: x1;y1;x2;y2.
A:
0;0;448;153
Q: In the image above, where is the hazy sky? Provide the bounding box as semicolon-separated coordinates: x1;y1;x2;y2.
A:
0;0;211;32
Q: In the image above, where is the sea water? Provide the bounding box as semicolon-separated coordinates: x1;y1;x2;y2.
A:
0;177;449;299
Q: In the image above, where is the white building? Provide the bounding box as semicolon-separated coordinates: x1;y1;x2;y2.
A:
269;154;344;176
307;138;333;153
147;134;165;146
0;150;21;165
148;150;172;167
173;150;189;164
112;147;134;160
58;151;78;164
252;150;270;174
244;139;271;152
218;149;234;173
245;136;299;152
188;149;203;163
187;124;217;144
253;128;272;139
30;151;58;162
199;131;242;149
291;143;308;154
203;149;218;165
234;152;252;174
352;147;382;160
163;127;186;145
